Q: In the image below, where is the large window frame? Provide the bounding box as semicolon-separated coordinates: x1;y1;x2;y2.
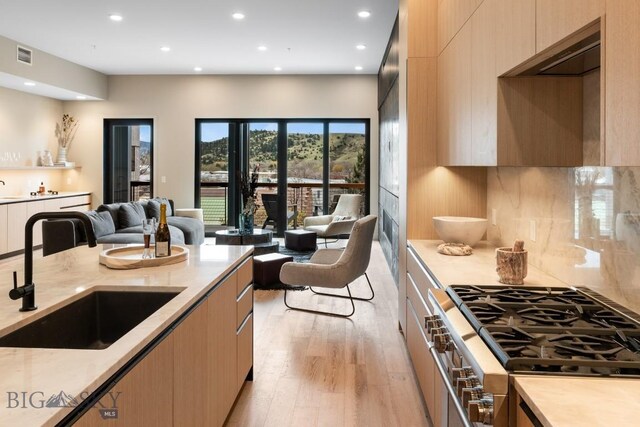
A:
195;118;370;236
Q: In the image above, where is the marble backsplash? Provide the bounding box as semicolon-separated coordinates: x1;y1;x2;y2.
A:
488;167;640;312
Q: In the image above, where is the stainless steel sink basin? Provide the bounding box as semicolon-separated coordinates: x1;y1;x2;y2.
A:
0;289;181;350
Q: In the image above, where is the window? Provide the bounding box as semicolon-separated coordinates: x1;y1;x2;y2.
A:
195;119;369;236
103;119;153;203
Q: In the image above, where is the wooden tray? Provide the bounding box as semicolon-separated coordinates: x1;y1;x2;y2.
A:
99;245;189;270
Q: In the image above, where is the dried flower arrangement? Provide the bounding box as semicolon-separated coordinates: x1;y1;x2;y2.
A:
238;165;260;215
56;114;79;149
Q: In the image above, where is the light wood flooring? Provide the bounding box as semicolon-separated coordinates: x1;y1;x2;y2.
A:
226;241;431;427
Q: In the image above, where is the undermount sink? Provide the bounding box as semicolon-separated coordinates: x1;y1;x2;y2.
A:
0;289;181;350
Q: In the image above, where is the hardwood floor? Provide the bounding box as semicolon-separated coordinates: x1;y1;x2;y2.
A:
226;241;431;427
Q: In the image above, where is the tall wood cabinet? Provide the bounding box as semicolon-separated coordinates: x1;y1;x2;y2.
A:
605;0;640;165
535;0;604;53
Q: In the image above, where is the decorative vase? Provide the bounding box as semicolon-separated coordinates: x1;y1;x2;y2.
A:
239;213;254;235
57;146;68;164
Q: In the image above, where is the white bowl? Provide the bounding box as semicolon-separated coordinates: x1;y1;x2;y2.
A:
432;216;488;247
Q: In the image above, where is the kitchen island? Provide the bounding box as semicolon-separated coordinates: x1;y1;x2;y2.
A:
0;243;253;426
408;240;640;427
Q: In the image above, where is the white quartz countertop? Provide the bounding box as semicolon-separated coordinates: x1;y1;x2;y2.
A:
513;376;640;427
0;191;91;204
0;243;253;426
408;240;640;427
408;240;567;287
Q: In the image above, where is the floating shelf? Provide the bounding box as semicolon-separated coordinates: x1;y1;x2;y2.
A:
0;166;81;170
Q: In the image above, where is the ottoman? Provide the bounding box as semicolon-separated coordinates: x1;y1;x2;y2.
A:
284;229;317;251
253;253;294;287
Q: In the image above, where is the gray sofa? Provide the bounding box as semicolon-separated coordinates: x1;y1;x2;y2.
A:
42;198;204;256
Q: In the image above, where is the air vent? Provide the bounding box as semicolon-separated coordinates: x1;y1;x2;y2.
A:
17;46;32;65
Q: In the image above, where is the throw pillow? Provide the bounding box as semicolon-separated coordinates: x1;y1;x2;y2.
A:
118;202;146;228
147;197;172;219
85;211;116;238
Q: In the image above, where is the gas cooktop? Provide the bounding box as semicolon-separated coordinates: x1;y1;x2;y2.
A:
446;285;640;377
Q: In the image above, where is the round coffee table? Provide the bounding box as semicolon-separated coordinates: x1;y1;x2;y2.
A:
214;229;279;255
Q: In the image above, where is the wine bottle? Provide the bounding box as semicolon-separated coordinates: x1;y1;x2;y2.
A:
155;204;171;257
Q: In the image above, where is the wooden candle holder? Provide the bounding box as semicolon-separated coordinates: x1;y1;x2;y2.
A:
496;247;528;285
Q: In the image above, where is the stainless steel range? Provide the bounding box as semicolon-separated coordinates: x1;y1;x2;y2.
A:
427;284;640;426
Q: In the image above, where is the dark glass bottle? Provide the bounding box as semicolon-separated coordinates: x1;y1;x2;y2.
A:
155;204;171;257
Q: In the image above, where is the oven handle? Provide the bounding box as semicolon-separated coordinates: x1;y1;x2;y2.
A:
429;346;474;427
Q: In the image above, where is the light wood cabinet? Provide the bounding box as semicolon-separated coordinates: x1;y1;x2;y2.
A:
237;314;253;391
605;0;640;165
437;0;482;54
437;21;472;165
0;194;91;256
7;203;27;253
470;0;497;165
26;201;45;246
209;274;239;424
536;0;604;53
75;335;174;426
0;205;7;254
173;299;210;426
495;0;535;75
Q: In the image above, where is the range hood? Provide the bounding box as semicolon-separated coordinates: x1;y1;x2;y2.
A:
518;31;600;76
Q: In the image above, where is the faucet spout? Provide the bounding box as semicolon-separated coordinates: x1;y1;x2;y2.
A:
12;211;97;312
0;180;5;185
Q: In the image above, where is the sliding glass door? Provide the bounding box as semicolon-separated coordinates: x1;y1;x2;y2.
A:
103;119;153;203
195;119;369;236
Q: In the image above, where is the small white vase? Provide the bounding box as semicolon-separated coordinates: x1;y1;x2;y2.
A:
57;146;68;164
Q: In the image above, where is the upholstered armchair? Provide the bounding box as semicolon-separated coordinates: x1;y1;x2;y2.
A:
303;194;362;242
280;215;377;317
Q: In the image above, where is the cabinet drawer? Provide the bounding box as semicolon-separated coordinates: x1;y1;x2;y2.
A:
236;283;253;328
407;272;431;321
407;247;440;306
406;299;436;421
60;195;91;209
237;258;253;296
237;313;253;390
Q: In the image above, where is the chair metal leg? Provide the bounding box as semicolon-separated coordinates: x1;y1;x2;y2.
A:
309;272;374;301
323;237;340;248
284;285;356;318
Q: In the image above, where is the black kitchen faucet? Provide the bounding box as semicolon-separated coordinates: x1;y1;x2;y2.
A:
8;212;97;311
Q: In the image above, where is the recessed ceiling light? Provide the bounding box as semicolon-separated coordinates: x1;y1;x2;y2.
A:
24;81;36;86
232;12;245;20
76;95;87;100
160;46;171;52
358;10;371;18
356;44;366;50
355;66;363;71
109;14;123;22
274;66;282;71
194;66;203;72
258;45;267;51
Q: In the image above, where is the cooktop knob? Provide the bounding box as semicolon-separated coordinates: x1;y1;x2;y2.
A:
468;399;493;425
461;386;484;406
433;333;453;353
425;319;443;333
430;327;446;340
451;367;474;382
456;376;480;396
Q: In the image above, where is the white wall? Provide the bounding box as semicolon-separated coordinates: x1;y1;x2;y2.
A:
63;74;379;211
0;86;67;195
0;35;107;99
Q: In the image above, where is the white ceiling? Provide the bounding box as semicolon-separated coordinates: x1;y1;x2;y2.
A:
0;0;398;75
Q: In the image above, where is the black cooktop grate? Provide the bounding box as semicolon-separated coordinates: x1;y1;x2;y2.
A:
447;285;640;377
